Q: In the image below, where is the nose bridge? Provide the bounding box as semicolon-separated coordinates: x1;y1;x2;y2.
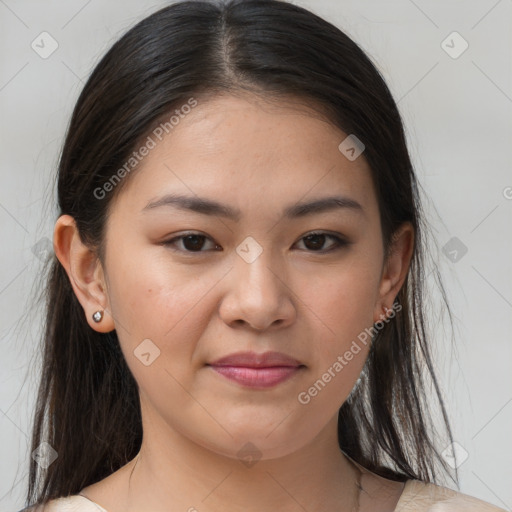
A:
220;235;295;330
234;235;281;296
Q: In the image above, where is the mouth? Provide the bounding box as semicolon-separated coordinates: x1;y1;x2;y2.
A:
207;351;305;388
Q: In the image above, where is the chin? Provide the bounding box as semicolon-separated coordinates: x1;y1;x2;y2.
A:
194;421;318;463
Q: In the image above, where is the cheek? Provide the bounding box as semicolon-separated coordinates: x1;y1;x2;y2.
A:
299;257;382;340
105;246;214;362
295;253;382;389
107;242;190;323
292;274;378;424
107;260;216;416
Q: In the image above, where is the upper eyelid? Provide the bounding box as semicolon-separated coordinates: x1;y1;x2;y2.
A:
165;230;345;241
164;231;348;250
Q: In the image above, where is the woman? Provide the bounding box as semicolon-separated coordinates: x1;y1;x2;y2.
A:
21;1;505;510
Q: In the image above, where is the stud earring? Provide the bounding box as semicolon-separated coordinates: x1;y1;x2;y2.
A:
92;310;104;323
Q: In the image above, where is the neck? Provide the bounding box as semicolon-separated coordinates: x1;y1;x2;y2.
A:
119;411;360;512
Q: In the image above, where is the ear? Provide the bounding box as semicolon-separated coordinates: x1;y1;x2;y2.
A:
373;222;414;323
53;214;115;333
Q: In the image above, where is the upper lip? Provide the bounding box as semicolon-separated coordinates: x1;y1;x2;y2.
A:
208;351;303;368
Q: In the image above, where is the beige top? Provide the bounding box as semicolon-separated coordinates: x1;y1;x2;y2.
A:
25;480;507;511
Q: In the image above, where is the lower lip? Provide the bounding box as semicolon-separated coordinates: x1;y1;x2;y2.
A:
209;365;302;388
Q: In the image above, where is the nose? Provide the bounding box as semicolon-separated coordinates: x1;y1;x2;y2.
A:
218;247;296;331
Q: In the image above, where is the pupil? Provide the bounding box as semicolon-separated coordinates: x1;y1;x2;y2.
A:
305;234;325;250
184;235;204;251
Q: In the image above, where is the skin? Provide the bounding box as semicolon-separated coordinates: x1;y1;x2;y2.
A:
54;93;413;512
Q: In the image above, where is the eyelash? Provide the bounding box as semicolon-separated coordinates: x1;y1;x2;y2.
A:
161;231;349;254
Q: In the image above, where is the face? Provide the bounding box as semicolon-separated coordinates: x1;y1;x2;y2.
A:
68;93;409;462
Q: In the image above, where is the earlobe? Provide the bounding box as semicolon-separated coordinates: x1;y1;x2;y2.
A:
373;222;414;323
53;214;116;333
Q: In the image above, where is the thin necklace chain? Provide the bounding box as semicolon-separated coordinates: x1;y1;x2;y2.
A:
86;452;364;511
353;462;362;512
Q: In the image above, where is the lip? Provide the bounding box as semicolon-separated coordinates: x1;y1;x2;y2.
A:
209;351;303;368
207;351;305;388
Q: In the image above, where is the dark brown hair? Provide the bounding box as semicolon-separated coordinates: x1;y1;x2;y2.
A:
25;0;455;508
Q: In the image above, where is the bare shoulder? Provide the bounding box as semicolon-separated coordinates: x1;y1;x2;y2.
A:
17;495;108;512
352;463;507;512
395;480;507;511
357;468;407;511
17;457;133;512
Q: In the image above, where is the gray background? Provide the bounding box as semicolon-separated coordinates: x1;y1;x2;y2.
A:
1;0;511;510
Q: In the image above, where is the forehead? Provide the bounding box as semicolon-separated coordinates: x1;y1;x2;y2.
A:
113;93;377;219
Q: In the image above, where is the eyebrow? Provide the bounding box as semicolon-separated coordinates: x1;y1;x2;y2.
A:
142;193;364;220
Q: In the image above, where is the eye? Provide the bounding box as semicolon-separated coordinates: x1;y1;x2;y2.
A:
162;231;348;254
162;232;221;253
294;231;348;252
